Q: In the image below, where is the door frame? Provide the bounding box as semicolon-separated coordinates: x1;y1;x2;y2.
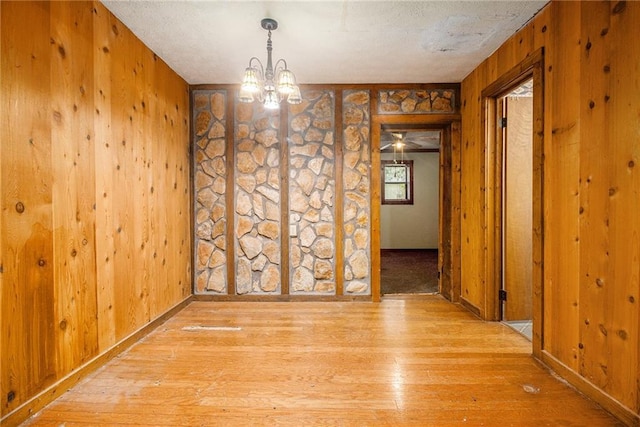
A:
371;115;461;303
481;48;544;357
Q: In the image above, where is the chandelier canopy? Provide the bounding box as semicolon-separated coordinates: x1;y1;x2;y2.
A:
239;18;302;109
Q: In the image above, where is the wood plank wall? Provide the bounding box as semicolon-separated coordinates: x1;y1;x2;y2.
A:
461;0;640;422
0;1;191;423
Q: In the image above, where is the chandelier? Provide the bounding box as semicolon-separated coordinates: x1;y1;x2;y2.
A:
239;18;302;109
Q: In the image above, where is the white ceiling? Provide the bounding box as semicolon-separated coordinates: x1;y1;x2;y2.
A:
381;130;441;151
101;0;548;85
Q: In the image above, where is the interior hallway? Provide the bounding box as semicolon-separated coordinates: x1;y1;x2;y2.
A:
24;297;618;426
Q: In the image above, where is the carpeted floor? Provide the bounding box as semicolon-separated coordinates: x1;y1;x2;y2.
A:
381;249;439;295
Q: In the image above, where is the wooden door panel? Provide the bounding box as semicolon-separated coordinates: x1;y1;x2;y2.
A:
504;95;533;321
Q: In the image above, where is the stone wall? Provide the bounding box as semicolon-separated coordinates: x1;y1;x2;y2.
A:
192;85;458;297
193;90;228;293
234;101;282;294
378;89;454;114
342;90;371;294
288;90;337;293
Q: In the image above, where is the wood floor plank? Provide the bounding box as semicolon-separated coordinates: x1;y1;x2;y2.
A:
24;297;621;426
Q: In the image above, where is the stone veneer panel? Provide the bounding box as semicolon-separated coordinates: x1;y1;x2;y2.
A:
193;90;228;293
342;90;371;294
234;99;281;294
378;89;455;114
288;90;336;294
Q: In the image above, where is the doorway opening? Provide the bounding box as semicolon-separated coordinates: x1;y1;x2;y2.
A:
499;79;534;340
379;126;441;296
482;48;544;356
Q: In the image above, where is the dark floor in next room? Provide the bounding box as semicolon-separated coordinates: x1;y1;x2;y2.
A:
381;249;439;295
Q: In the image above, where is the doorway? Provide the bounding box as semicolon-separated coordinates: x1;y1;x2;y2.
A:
379;127;441;296
499;80;534;339
482;48;544;356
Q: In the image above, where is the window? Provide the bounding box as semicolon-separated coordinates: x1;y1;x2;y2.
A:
381;160;413;205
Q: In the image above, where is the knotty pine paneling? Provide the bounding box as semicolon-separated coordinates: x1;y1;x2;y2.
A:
460;69;485;313
461;0;640;420
603;0;640;412
544;0;582;374
1;1;191;422
578;0;613;394
1;1;57;416
50;0;99;377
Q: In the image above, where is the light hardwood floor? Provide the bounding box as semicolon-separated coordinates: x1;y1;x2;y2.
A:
24;297;621;426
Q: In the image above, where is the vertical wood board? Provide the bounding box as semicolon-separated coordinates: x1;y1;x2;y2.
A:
1;1;191;420
1;1;56;415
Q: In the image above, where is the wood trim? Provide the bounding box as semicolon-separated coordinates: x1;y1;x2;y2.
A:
372;114;461;305
280;101;290;295
192;294;371;302
191;83;461;93
481;48;545;361
530;59;545;360
483;95;503;322
438;125;450;299
438;124;445;297
370;90;381;302
481;49;544;99
1;296;193;427
381;123;453;132
225;89;236;295
450;121;462;303
334;89;344;296
381;148;439;154
189;91;197;294
376;114;462;125
381;160;414;205
460;297;482;319
540;351;640;427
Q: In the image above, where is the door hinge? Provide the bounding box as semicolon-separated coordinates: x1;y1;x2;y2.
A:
500;117;507;128
499;289;507;301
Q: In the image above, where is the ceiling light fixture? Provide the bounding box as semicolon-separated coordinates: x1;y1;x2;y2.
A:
239;18;302;109
393;133;405;164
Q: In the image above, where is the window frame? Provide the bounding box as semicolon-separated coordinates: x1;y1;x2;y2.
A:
381;160;414;205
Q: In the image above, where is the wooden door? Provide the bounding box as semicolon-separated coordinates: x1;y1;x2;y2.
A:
502;95;533;321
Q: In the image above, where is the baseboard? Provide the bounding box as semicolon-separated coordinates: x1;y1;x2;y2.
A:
541;350;639;426
459;296;482;318
1;296;193;427
192;294;372;302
